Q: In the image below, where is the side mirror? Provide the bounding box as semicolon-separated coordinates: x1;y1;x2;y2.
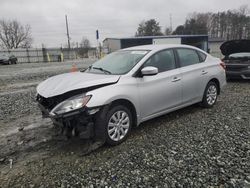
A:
141;66;158;76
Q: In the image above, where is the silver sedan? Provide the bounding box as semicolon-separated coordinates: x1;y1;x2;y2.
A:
36;44;227;145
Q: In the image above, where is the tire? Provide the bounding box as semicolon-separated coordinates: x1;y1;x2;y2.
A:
201;81;218;108
8;60;11;65
95;105;132;146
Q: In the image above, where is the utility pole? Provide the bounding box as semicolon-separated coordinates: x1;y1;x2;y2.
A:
65;15;71;49
170;13;173;33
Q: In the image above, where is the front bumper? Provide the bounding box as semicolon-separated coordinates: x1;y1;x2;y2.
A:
38;103;100;139
226;70;250;80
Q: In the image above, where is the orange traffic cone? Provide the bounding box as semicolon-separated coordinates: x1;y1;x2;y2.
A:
70;64;78;72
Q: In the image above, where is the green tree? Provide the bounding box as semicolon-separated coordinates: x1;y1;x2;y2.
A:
135;19;163;36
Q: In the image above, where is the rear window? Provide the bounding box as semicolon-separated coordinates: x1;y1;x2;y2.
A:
229;53;250;59
197;50;207;62
176;48;200;67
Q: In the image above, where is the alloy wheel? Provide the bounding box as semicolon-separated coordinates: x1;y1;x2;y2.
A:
206;85;217;105
107;110;130;142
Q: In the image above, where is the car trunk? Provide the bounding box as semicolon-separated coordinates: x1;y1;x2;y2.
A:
221;40;250;73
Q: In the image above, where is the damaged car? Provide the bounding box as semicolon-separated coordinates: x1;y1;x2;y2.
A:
36;44;226;145
220;39;250;80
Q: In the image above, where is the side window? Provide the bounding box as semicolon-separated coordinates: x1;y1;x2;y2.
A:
177;48;200;67
197;50;207;62
144;50;176;73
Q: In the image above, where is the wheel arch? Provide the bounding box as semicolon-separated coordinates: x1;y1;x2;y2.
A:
109;99;138;127
208;78;220;95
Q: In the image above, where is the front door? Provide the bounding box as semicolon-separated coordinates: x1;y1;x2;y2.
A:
137;49;182;120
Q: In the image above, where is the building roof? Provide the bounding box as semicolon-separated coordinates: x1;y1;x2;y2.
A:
208;38;226;42
120;44;205;52
103;35;208;42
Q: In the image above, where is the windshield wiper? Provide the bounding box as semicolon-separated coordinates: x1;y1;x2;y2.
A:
92;67;112;74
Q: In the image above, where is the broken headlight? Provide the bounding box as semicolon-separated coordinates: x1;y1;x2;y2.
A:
50;94;91;116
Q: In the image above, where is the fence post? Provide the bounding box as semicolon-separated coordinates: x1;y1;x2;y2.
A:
42;47;47;62
26;48;30;63
36;48;39;63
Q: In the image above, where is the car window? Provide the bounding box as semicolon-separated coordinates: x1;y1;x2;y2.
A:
177;48;200;67
197;50;207;62
86;50;149;75
143;49;176;73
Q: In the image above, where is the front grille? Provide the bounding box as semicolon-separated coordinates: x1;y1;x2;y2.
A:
36;94;62;111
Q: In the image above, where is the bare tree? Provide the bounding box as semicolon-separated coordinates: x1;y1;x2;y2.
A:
78;37;91;58
0;19;32;49
165;27;172;35
80;37;90;49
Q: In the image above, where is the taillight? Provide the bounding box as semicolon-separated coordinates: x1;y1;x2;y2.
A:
220;61;226;70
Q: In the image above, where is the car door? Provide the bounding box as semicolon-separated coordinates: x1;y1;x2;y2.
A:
175;48;209;104
137;49;182;120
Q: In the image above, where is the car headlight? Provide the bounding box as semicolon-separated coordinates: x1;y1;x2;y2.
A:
50;94;91;116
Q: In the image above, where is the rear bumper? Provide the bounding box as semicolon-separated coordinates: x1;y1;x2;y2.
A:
226;70;250;80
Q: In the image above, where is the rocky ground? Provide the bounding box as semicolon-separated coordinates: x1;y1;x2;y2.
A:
0;61;250;187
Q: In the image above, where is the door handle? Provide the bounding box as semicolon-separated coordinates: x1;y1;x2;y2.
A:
201;70;208;75
172;77;181;82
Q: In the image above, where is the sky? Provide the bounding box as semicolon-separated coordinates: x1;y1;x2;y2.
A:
0;0;249;48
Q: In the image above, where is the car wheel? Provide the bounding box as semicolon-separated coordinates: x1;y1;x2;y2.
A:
201;81;218;108
95;105;132;145
8;60;12;65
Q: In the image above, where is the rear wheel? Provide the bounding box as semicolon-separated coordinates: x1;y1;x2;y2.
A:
201;81;218;108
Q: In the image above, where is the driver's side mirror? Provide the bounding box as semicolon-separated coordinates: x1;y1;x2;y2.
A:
141;66;158;76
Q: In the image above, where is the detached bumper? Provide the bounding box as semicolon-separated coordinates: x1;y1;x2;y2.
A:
38;103;100;139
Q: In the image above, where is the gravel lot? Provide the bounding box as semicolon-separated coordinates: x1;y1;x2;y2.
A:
0;60;249;187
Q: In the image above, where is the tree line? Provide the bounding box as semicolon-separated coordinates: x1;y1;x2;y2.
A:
136;5;250;40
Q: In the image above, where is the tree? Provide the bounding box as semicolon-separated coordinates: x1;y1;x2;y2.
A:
173;5;250;40
164;27;172;35
0;19;32;49
135;19;163;36
172;25;186;35
78;37;91;58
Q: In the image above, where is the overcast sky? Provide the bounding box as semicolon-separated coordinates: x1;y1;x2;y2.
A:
0;0;249;48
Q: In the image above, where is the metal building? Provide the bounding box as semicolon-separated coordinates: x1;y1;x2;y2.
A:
103;35;209;54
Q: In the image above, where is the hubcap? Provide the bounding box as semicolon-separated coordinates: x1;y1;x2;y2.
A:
206;85;217;105
108;110;130;142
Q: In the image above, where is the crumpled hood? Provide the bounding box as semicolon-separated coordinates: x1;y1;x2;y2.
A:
220;40;250;56
37;72;120;98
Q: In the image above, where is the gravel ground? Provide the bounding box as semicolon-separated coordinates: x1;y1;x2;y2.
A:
0;61;249;187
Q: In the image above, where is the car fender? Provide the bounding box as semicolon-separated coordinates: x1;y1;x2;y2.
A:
86;80;141;123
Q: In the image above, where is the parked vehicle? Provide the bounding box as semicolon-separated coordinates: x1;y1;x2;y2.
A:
0;54;17;65
221;40;250;80
36;44;226;145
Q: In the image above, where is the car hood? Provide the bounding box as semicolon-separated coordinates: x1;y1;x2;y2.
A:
220;40;250;56
37;72;120;98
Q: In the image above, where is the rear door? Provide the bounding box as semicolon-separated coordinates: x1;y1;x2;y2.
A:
175;48;209;104
137;49;182;120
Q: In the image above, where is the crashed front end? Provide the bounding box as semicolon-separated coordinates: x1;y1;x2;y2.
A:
35;72;120;139
36;92;101;139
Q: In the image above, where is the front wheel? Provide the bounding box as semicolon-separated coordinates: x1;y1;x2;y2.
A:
95;105;132;145
201;81;218;108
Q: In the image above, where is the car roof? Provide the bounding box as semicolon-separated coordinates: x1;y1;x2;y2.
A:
121;44;200;52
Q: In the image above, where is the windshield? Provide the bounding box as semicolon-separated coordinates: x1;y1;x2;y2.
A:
86;50;149;75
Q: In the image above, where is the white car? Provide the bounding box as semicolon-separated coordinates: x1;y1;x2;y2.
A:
36;44;226;145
